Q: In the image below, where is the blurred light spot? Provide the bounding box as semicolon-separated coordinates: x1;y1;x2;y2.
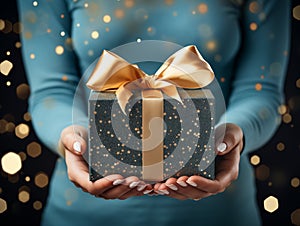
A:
76;23;80;27
15;42;22;48
198;24;213;38
250;22;258;31
291;177;300;188
0;19;5;30
18;190;30;203
15;123;30;139
27;142;42;158
214;54;222;62
62;75;68;81
6;51;10;56
60;31;66;37
276;142;285;151
18;151;27;161
105;27;110;32
24;31;32;39
255;83;262;91
13;22;23;34
66;200;72;206
5;122;15;132
16;83;30;100
2;20;12;33
0;187;2;194
115;9;125;19
33;201;43;210
64;38;73;51
88;50;94;56
259;12;266;21
250;155;260;165
0;119;7;134
103;15;111;23
60;14;65;19
25;176;30;182
296;78;300;88
293;5;300;20
64;188;79;202
91;31;99;39
206;41;217;51
255;164;269;181
291;209;300;225
264;196;279;213
137;38;142;43
8;174;19;183
288;96;300;112
23;112;31;121
6;81;11;86
84;3;88;8
125;0;134;8
1;152;22;175
147;26;156;36
165;0;173;5
173;11;178;17
282;113;292;124
249;1;260;14
33;1;38;7
55;45;64;55
0;198;7;214
278;105;287;115
198;3;208;14
0;60;13;76
35;172;49;188
30;53;35;59
220;77;225;83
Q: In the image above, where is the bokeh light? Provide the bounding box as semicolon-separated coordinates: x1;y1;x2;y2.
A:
33;201;43;210
0;198;7;214
250;155;260;165
34;172;49;188
293;5;300;20
1;152;22;175
291;177;300;188
0;60;13;76
291;209;300;226
15;123;30;139
264;196;279;213
27;141;42;158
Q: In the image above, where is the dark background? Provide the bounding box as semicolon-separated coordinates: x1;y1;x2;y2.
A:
0;0;300;225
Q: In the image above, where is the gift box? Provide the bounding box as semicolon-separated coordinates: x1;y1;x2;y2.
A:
87;45;216;182
88;89;215;182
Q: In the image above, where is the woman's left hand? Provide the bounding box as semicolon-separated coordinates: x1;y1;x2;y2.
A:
153;123;243;200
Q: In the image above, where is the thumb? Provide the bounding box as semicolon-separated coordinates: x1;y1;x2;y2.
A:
60;125;87;155
215;123;243;156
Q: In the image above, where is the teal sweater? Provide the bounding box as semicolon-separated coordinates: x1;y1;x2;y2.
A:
18;0;290;225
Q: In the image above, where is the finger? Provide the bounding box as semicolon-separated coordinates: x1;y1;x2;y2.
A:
158;178;188;200
100;176;140;199
118;184;152;200
61;126;87;155
216;123;243;156
65;150;123;195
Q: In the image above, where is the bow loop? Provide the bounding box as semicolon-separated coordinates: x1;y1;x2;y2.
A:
86;45;215;114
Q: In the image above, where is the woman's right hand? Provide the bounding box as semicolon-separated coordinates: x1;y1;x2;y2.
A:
60;125;152;200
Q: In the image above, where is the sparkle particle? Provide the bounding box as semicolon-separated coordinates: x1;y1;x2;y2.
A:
32;1;38;7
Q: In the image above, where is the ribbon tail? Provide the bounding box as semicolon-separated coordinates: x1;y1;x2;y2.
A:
161;85;183;105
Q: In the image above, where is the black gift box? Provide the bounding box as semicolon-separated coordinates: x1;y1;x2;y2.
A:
88;88;215;182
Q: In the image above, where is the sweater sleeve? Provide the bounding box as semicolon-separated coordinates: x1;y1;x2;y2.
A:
219;0;290;154
17;0;82;155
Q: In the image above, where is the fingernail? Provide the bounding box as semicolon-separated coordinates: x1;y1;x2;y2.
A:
143;189;153;194
155;190;165;195
137;184;147;191
73;141;81;153
129;181;140;188
113;179;125;186
158;190;169;195
187;180;197;187
217;142;227;152
176;181;188;187
193;198;201;201
166;184;178;191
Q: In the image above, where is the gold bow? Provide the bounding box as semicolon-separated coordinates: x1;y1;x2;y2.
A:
86;45;214;114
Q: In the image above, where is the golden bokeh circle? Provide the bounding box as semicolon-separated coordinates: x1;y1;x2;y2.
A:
0;198;7;214
250;155;260;165
264;196;279;213
33;201;43;210
276;142;285;151
291;209;300;225
16;83;30;100
255;164;270;181
1;152;22;175
293;5;300;20
34;172;49;188
15;123;30;139
18;190;30;203
291;177;300;188
27;141;42;158
55;45;64;55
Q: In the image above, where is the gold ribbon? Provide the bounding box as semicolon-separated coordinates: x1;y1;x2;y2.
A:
87;45;214;181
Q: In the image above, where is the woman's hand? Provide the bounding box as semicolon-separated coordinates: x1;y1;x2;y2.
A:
153;123;243;200
60;125;152;200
